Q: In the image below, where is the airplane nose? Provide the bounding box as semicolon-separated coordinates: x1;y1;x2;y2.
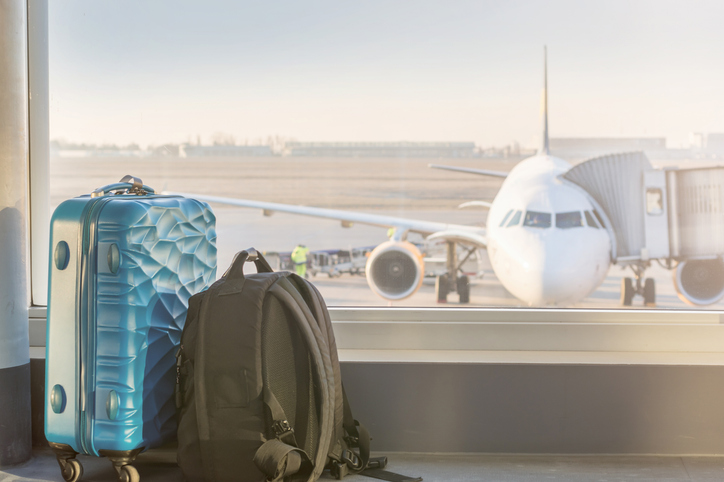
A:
529;246;584;304
497;231;605;306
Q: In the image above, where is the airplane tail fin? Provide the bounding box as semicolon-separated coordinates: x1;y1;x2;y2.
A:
538;46;550;156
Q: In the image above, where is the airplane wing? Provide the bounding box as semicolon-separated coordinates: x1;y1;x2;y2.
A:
168;192;487;246
428;163;509;178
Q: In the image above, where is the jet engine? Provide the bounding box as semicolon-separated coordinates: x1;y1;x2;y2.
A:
673;258;724;306
365;240;425;300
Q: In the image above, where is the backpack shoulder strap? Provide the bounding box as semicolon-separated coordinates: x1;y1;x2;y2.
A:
268;275;337;481
287;275;346;456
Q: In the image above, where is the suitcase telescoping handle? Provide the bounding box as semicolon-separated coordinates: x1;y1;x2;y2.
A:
224;248;275;280
91;175;155;198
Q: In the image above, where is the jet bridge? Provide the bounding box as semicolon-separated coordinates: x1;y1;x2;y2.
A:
562;152;653;261
563;152;724;306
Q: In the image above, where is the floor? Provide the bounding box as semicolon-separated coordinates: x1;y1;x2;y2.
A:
4;447;724;482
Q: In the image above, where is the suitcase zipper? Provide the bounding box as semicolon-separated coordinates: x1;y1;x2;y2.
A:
78;196;111;456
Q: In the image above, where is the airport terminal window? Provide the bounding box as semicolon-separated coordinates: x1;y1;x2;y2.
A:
584;211;599;228
507;210;522;227
40;1;724;313
555;212;583;229
523;211;551;228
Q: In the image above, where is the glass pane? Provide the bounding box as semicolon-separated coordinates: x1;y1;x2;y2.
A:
523;211;551;228
507;210;522;227
46;2;724;311
499;209;514;227
584;211;599;228
646;188;664;215
593;210;606;229
555;212;583;229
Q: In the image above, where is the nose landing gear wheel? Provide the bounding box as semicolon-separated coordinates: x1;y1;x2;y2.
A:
644;278;656;307
621;277;634;306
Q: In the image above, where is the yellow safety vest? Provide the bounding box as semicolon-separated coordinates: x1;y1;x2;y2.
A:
291;246;309;264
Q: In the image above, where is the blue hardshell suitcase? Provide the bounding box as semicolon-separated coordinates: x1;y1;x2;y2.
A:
45;176;217;482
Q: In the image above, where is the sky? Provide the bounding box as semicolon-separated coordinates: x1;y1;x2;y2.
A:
49;0;724;148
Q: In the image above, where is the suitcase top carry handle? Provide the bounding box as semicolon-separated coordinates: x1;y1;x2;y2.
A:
224;248;275;280
91;175;156;198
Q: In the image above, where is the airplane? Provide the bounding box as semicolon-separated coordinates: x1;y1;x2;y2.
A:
165;51;670;306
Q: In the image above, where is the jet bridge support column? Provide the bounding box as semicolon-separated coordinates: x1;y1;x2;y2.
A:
0;0;32;466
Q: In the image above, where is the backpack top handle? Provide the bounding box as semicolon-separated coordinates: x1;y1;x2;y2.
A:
224;248;275;280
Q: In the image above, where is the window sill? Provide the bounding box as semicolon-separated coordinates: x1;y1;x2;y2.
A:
29;306;724;366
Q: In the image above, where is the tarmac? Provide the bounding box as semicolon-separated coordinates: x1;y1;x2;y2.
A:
49;155;724;310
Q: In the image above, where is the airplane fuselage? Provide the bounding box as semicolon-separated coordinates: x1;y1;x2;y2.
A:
486;154;612;305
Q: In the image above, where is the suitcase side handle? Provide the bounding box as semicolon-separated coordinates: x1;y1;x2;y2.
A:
91;175;156;198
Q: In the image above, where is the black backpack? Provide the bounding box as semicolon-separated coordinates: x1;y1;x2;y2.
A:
176;249;420;482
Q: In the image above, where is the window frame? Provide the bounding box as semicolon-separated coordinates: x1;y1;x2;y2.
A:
27;3;724;368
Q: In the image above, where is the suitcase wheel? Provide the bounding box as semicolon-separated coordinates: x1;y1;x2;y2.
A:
100;448;143;482
60;459;83;482
117;464;140;482
49;442;83;482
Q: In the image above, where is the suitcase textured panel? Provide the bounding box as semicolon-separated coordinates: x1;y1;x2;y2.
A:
45;180;217;479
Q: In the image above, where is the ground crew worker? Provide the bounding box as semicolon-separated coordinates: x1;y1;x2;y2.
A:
291;243;310;278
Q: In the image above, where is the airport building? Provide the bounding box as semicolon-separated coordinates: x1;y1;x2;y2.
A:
284;141;477;158
179;144;273;157
706;133;724;155
550;137;668;160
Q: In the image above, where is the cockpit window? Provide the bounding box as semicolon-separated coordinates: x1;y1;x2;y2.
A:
523;211;551;228
507;210;522;227
593;209;606;228
584;211;599;228
556;211;583;229
499;209;514;227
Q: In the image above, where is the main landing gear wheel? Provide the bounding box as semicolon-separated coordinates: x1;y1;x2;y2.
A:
457;275;470;304
644;278;656;307
60;458;83;482
621;277;634;306
435;274;449;303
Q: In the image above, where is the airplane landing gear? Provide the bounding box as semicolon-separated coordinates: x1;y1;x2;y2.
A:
620;264;656;307
435;274;471;303
436;242;477;303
